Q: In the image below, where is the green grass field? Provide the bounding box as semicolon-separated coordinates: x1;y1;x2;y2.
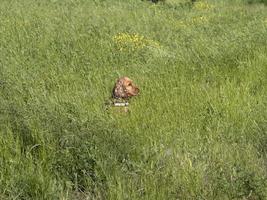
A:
0;0;267;199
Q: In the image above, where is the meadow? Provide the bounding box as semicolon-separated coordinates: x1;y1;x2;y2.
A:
0;0;267;199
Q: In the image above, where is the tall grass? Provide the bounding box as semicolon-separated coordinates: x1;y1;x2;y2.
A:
0;0;267;199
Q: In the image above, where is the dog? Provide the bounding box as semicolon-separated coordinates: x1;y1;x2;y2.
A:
112;77;139;99
105;77;139;113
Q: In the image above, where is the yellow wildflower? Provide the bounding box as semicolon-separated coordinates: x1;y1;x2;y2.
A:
194;1;213;10
113;33;160;51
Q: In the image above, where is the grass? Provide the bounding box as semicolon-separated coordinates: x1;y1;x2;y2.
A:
0;0;267;199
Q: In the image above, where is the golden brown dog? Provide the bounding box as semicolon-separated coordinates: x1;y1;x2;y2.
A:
112;77;139;99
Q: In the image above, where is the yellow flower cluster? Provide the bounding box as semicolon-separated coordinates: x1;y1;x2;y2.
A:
113;33;160;51
194;1;213;10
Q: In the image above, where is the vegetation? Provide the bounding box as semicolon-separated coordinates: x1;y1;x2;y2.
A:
0;0;266;199
245;0;267;5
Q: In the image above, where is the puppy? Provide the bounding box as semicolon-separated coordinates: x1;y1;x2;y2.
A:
112;77;139;99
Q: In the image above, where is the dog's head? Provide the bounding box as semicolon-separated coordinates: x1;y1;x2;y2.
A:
112;77;139;99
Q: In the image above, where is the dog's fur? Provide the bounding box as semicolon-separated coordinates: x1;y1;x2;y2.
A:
112;77;139;99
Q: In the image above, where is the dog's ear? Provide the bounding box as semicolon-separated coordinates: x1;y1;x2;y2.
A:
113;79;127;99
